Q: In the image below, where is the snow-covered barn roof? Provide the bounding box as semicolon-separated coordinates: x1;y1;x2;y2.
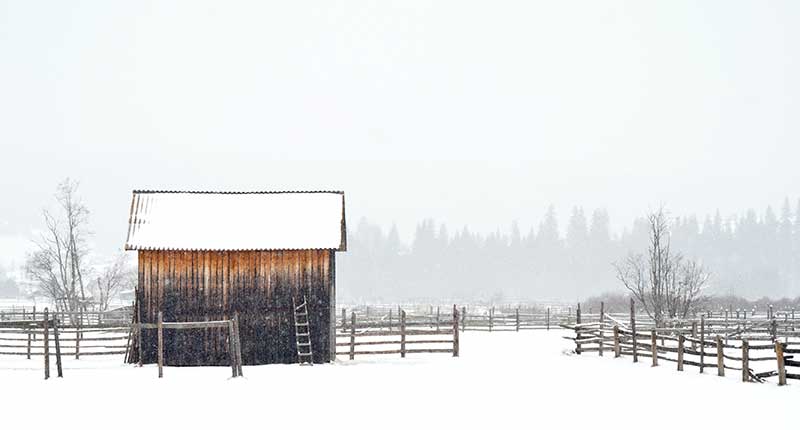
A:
124;190;346;251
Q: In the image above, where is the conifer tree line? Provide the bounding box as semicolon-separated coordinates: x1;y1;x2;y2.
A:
338;199;800;303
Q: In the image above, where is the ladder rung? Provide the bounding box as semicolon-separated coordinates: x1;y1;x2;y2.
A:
298;352;313;356
297;342;311;347
296;322;309;326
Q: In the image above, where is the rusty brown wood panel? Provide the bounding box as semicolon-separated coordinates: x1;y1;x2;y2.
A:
135;249;334;366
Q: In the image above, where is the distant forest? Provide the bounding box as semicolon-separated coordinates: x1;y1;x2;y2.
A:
338;200;800;303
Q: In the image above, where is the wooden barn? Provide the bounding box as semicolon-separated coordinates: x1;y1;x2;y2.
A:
124;190;346;366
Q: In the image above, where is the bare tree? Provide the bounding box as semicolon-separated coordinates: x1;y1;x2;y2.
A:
25;179;91;322
94;254;135;312
614;207;709;326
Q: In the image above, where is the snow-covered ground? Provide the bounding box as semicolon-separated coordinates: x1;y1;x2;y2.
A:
0;330;795;429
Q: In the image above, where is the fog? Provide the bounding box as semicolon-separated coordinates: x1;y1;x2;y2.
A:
1;1;799;300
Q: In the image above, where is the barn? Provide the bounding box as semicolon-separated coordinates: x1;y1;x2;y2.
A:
124;190;346;366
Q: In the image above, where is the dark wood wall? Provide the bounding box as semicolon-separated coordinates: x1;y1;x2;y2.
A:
135;249;335;366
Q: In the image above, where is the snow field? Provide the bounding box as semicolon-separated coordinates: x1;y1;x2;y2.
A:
0;330;795;430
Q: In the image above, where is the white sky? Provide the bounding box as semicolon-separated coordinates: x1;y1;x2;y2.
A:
1;1;799;263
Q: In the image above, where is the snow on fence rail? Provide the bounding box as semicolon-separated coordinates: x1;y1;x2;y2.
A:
336;306;459;359
564;299;800;387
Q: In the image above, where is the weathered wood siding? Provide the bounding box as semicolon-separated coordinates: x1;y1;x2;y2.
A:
136;249;335;366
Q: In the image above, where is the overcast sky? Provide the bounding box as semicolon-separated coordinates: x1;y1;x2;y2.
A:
1;1;799;266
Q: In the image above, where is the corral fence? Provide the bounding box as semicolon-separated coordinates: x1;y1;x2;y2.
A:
0;307;64;379
337;304;575;333
0;306;132;362
336;305;460;359
564;300;800;387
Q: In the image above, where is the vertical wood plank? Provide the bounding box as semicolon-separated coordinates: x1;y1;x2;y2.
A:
716;335;724;377
677;334;685;371
157;311;164;378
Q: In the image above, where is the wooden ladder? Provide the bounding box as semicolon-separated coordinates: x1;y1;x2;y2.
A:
293;296;314;365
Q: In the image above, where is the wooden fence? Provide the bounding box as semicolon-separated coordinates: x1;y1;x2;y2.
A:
129;312;243;378
338;305;575;333
565;300;800;386
0;308;64;379
336;306;459;359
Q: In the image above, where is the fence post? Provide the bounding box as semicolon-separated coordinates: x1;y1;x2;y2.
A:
341;308;346;331
677;334;685;371
771;318;777;343
233;312;243;376
576;303;582;355
489;307;494;332
515;307;520;332
75;317;81;360
26;325;32;359
388;308;393;332
742;340;749;382
630;298;637;363
227;319;237;377
400;310;407;358
599;301;605;357
453;305;459;357
436;306;440;332
53;316;63;378
776;341;786;386
157;311;164;378
700;315;705;374
651;330;658;367
43;307;50;380
349;312;356;361
613;325;620;358
546;307;550;331
691;321;697;351
716;335;724;377
461;306;466;332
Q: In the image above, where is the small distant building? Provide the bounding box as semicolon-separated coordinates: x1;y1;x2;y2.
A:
124;190;346;365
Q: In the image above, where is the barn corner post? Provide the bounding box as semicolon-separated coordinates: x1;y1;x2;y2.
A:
575;302;582;355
